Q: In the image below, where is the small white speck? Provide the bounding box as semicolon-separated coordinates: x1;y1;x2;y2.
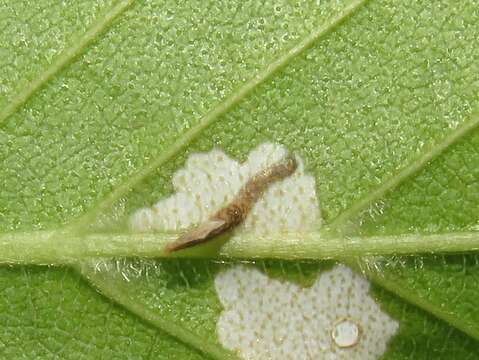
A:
332;317;360;348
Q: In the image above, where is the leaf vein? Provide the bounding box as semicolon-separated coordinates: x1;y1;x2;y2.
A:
0;0;135;125
71;0;369;229
329;113;479;231
363;267;479;342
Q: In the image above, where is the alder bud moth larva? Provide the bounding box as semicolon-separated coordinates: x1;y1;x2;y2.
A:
164;153;298;252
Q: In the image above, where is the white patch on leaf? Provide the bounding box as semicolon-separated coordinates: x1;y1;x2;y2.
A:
215;265;399;359
129;143;319;235
128;143;398;358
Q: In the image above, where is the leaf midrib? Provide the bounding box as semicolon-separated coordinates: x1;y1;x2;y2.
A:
3;1;372;358
2;1;371;358
3;230;479;264
4;0;479;357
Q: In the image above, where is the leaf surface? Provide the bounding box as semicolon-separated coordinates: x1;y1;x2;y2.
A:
2;0;479;358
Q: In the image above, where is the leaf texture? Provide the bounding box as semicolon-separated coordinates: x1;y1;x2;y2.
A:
1;0;479;358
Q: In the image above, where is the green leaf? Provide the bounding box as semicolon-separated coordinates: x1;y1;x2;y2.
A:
2;0;479;358
356;128;479;340
0;266;205;359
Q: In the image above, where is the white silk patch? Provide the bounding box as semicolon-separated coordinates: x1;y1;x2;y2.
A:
215;265;399;359
129;143;320;235
128;143;398;359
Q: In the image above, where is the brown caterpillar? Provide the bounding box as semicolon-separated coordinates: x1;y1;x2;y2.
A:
164;153;298;252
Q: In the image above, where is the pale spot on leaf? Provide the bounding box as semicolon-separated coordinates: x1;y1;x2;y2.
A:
129;143;320;237
215;265;399;359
